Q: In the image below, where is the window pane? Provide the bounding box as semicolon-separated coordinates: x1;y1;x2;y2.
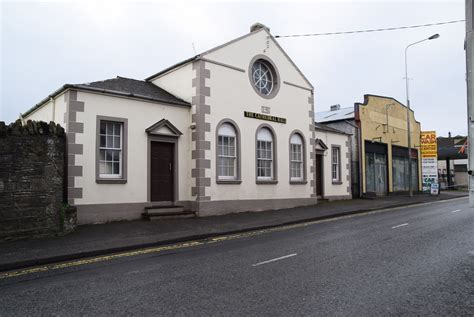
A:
113;162;120;175
105;162;113;174
105;150;112;161
100;122;106;134
99;162;106;174
100;149;105;161
100;136;106;147
106;136;113;148
114;136;121;149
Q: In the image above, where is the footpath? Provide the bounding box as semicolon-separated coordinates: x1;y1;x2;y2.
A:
0;191;467;272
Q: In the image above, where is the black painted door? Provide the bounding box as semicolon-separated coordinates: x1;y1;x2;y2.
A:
150;142;174;202
316;154;323;196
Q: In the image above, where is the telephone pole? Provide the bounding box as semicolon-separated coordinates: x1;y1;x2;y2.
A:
466;0;474;206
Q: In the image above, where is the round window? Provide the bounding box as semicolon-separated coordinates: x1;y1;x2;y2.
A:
251;60;274;95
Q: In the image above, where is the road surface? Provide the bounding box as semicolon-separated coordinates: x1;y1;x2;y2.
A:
0;197;473;315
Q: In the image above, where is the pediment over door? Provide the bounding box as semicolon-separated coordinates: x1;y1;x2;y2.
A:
315;138;328;151
146;119;183;137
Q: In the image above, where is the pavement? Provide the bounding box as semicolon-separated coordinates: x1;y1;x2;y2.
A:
0;190;468;272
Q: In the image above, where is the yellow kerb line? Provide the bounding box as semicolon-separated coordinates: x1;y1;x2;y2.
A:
0;241;203;279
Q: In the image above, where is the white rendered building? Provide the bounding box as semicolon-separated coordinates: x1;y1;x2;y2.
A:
314;124;352;200
22;23;319;224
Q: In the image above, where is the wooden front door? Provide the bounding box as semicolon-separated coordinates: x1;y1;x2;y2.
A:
316;154;323;197
150;142;174;202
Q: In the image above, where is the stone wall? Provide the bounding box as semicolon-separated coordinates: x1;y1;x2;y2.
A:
0;120;76;241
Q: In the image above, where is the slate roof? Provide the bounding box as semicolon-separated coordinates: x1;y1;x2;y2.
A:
315;107;355;123
23;77;189;117
314;122;351;135
77;77;189;106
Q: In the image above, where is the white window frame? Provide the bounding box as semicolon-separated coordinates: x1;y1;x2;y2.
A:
217;123;237;180
290;134;303;181
331;146;341;182
257;127;274;181
99;121;123;179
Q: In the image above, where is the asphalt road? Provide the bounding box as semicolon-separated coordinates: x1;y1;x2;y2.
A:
1;197;473;316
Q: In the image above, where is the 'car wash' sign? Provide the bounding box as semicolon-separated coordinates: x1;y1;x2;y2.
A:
420;131;438;193
244;111;286;124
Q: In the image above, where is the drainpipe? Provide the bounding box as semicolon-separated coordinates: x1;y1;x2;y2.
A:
51;97;56;122
357;122;363;197
352;103;364;198
344;119;362;198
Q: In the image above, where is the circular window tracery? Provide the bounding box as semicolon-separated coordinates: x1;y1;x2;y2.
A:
252;61;274;95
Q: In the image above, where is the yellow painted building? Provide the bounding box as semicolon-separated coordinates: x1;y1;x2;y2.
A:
355;94;422;195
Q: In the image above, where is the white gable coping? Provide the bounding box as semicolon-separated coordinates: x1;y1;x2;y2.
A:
146;27;314;90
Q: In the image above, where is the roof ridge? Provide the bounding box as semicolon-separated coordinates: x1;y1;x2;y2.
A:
115;76;145;82
79;76;145;86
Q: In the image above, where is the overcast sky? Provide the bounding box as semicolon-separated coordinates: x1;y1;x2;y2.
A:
0;0;467;136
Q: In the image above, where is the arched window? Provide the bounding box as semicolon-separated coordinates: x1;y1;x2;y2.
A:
290;133;304;181
257;127;274;180
217;123;238;180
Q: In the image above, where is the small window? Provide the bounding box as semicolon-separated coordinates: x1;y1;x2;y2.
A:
99;121;123;178
217;123;237;180
332;146;341;182
96;116;128;184
257;128;274;180
290;134;303;181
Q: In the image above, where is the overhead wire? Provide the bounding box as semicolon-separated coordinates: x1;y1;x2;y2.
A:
275;19;465;38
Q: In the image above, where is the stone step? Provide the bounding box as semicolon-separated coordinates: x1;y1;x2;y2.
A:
142;210;196;220
142;205;196;220
144;205;185;214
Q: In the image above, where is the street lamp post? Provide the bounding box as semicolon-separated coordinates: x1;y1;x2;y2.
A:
404;33;440;197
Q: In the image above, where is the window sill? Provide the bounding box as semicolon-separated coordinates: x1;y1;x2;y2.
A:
96;179;127;184
216;179;242;184
290;180;308;185
332;180;343;185
256;180;278;184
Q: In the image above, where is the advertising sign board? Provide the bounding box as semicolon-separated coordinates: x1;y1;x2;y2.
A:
420;131;438;192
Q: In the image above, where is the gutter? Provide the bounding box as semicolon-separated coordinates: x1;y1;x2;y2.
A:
73;85;190;107
22;84;73;118
22;84;190;119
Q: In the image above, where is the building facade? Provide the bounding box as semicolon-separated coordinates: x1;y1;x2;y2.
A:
356;95;422;196
315;105;359;197
314;124;352;200
316;94;422;197
22;23;318;224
